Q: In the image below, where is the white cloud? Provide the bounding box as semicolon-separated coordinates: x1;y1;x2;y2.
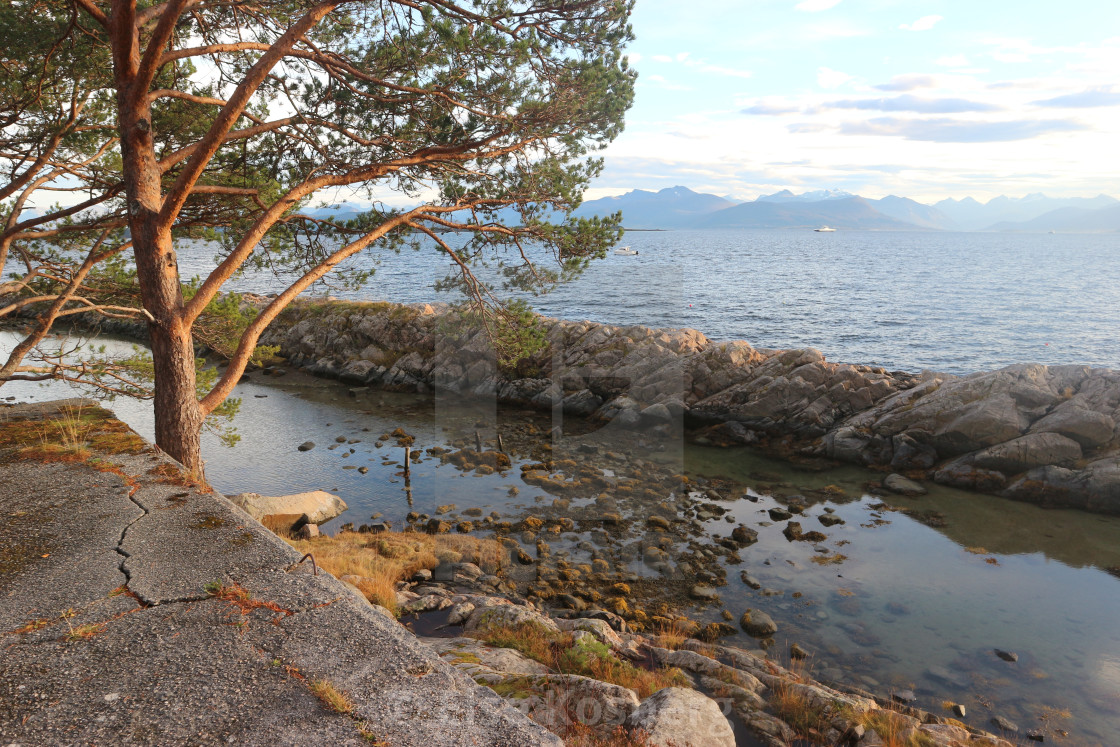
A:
900;15;943;32
628;52;642;64
795;0;841;11
651;54;673;63
817;67;853;89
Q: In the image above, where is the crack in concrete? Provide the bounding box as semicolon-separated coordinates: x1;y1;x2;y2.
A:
111;476;149;599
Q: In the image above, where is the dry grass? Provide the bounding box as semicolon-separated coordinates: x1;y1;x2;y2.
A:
0;405;150;464
768;681;832;742
651;618;692;650
563;722;653;746
857;709;939;747
64;622;106;642
284;530;507;613
473;622;688;699
309;679;354;714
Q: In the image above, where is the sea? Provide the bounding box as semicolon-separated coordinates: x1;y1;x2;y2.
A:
173;228;1120;375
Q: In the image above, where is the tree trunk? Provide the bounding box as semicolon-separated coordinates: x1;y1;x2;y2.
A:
113;6;205;474
148;312;204;472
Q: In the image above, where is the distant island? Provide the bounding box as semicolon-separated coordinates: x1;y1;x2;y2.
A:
306;187;1120;233
571;186;1120;232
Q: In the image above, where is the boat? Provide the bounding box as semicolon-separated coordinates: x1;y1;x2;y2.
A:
814;226;836;232
613;246;639;255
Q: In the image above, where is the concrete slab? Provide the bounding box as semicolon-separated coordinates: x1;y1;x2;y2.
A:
0;401;560;746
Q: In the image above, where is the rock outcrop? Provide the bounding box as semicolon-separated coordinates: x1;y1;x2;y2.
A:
228;489;348;525
255;300;1118;514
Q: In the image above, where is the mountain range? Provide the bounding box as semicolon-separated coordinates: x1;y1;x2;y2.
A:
572;187;1120;232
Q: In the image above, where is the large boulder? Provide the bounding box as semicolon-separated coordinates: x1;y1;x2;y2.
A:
1030;406;1115;450
968;432;1082;474
1002;457;1120;513
931;394;1026;456
227;490;347;525
626;688;735;747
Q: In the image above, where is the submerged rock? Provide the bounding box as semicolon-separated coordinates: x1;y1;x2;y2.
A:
883;473;927;496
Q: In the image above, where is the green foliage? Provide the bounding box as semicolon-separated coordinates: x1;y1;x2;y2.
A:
2;0;637;467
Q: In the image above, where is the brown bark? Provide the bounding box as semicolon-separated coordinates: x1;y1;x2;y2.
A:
112;0;204;471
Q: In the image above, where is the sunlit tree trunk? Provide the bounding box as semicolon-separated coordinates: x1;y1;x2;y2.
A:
112;0;204;471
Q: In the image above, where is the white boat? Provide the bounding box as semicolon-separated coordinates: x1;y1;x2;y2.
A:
814;226;836;232
614;246;639;255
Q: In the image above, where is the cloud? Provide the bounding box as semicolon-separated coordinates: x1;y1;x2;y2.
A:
840;117;1087;142
641;74;691;91
742;100;802;115
1033;88;1120;108
817;67;852;89
795;0;841;11
788;123;829;134
825;94;1002;114
900;15;943;32
651;54;673;63
875;74;939;92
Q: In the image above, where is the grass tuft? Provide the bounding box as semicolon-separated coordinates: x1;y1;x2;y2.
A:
310;679;354;714
471;622;687;699
65;622;106;642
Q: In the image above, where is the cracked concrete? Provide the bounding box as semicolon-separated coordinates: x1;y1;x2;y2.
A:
1;400;561;746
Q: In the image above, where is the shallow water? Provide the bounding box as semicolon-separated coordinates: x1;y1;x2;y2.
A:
4;333;1120;743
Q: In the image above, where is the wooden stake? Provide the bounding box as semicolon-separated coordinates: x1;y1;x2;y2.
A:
404;445;411;476
475;430;483;451
497;433;505;452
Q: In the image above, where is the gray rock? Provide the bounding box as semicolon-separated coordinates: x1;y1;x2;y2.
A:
731;525;758;546
883;473;927;496
296;523;319;539
933;459;1007;492
932;393;1026;456
739;571;762;590
297;441;315;451
994;648;1018;662
690;585;719;601
447;602;475;626
228;490;347;525
1031;406;1115;449
970;432;1082;474
640;402;674;423
991;715;1019;733
890;433;938;470
625;688;735;747
740;609;778;637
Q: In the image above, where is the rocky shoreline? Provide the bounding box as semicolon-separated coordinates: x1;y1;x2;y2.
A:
382;552;1027;746
261;299;1120;515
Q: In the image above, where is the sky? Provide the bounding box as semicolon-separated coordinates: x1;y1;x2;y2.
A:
585;0;1120;203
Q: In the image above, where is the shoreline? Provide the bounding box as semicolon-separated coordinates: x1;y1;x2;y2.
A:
260;298;1120;516
0;400;1029;747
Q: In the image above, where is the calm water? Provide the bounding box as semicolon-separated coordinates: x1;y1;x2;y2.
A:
171;228;1120;374
4;341;1120;744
